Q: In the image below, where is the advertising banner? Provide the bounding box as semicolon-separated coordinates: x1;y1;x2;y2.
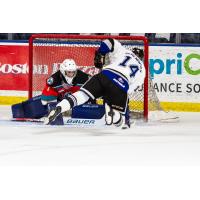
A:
0;43;28;90
149;45;200;103
0;43;28;104
0;42;199;111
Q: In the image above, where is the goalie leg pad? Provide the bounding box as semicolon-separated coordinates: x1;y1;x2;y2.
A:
72;104;105;119
12;96;48;119
11;103;25;118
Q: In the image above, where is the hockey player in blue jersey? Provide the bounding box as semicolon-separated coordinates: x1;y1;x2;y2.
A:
44;38;146;128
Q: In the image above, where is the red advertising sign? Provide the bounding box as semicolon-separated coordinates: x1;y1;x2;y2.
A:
0;43;99;92
0;44;29;91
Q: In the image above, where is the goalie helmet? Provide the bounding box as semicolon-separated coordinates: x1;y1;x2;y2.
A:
60;59;77;78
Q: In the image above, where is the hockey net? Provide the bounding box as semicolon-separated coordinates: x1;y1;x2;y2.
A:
29;34;170;122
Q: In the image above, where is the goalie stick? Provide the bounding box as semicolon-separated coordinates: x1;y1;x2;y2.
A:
11;118;44;123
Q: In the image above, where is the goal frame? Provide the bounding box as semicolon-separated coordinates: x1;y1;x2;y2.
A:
29;34;149;121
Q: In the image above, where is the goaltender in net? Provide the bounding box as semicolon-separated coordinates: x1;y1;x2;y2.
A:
41;59;91;106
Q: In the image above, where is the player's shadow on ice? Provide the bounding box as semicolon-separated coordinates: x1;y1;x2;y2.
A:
33;126;126;136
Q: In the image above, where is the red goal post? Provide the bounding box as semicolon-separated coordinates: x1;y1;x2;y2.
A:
29;34;149;121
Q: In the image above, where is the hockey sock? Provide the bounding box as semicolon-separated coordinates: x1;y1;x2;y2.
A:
73;90;90;105
57;91;90;113
124;107;130;128
57;94;77;113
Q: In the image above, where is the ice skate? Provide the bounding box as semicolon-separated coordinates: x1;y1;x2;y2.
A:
44;106;62;125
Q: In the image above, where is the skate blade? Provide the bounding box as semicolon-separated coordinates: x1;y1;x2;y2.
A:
44;110;56;125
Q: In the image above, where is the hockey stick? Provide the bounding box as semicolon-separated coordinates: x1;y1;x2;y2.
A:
11;118;44;123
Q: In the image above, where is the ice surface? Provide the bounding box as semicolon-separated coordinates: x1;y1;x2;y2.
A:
0;105;200;166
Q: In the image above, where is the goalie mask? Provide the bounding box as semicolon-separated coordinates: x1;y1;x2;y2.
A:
60;59;77;79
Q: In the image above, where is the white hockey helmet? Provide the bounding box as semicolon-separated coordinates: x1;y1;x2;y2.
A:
60;59;77;77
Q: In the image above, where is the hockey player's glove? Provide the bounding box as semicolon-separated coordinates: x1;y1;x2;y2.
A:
94;50;105;69
57;85;81;101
